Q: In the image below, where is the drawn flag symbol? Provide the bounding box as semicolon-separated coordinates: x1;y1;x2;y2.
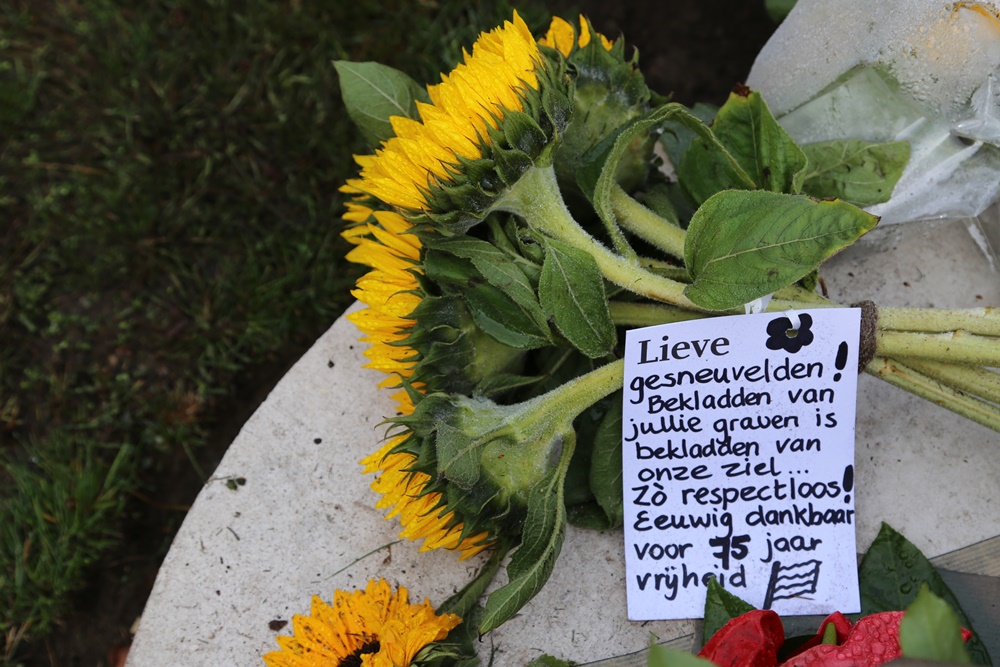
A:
762;559;822;609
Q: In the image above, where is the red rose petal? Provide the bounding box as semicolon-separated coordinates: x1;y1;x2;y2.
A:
699;610;785;667
779;611;904;667
789;611;853;658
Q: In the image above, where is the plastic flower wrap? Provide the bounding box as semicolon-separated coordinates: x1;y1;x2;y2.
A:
334;10;1000;639
747;0;1000;224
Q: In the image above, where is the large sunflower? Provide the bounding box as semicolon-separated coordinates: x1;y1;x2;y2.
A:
263;578;461;667
348;11;551;214
343;200;492;559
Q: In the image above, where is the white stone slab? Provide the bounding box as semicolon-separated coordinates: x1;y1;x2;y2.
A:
127;217;1000;667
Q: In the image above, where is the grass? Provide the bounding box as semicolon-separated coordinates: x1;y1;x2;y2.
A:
0;0;550;662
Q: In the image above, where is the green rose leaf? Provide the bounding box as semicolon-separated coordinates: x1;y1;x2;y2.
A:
590;399;624;528
539;237;616;359
900;585;972;664
481;432;574;634
703;576;757;643
800;140;910;206
859;523;990;664
333;60;429;146
684;190;878;310
648;645;718;667
680;87;807;204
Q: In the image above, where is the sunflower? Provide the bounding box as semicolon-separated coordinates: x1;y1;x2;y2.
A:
538;15;614;56
342;198;422;390
348;11;562;216
263;578;461;667
342;197;492;560
361;425;491;560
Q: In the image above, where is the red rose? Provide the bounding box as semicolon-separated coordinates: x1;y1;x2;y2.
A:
781;611;973;667
699;610;973;667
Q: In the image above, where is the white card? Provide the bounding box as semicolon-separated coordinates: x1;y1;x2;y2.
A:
621;309;862;620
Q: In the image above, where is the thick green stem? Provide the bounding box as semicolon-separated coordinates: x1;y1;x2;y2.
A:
494;166;706;310
877;330;1000;365
877;307;1000;336
609;301;708;327
520;358;624;426
899;360;1000;405
610;185;686;260
866;357;1000;433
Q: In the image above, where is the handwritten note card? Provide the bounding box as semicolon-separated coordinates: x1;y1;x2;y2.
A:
622;309;861;620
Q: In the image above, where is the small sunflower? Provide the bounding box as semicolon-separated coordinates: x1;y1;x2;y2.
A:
341;198;422;389
263;578;461;667
361;418;491;560
342;195;492;560
347;12;570;224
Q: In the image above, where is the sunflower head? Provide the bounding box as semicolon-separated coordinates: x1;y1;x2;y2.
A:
349;12;573;235
343;197;535;558
380;389;572;547
263;579;462;667
540;15;657;193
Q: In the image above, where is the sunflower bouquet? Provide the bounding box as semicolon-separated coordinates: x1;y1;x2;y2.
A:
266;11;999;667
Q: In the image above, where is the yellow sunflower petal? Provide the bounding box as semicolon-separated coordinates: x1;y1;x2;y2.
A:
539;16;576;56
539;15;615;54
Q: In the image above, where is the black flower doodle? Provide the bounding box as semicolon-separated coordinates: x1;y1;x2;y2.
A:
765;314;814;353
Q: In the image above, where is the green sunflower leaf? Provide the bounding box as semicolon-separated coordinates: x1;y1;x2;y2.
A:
579;103;749;255
800;140;910;206
425;237;550;335
438;549;504;619
473;373;545;399
900;585;972;664
859;523;990;664
703;576;756;643
333;61;429;146
538;237;616;359
435;421;480;490
659;102;719;171
589;399;624;528
680;87;807;204
462;281;552;350
683;190;878;311
480;431;574;634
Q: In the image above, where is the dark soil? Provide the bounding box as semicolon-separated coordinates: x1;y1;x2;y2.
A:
19;3;777;665
559;0;777;106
